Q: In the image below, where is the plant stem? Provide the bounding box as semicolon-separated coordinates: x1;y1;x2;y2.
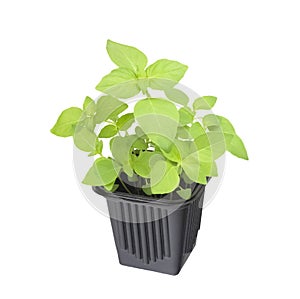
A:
136;175;140;195
145;89;151;97
118;176;131;194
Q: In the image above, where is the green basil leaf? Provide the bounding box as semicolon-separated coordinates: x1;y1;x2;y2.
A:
226;134;248;160
83;96;95;114
203;114;235;134
179;107;194;126
181;154;210;185
106;40;148;73
108;106;128;121
181;136;215;185
146;59;188;89
177;126;192;139
176;188;192;200
104;180;119;192
142;185;152;196
82;158;121;186
110;135;145;177
134;98;179;151
181;171;194;184
132;138;147;150
193;96;217;110
78;114;96;132
209;161;218;177
116;113;135;131
73;127;98;152
190;122;206;139
174;139;193;160
148;135;174;152
95;68;140;98
98;124;118;138
164;88;189;106
94;95;127;124
204;115;248;160
110;135;137;167
88;140;103;157
206;131;226;160
123;163;134;177
150;160;180;194
132;151;164;178
50;107;83;137
135;126;146;138
160;144;181;163
202;114;220;128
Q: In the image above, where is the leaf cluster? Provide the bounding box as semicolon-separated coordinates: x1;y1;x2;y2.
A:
51;40;248;200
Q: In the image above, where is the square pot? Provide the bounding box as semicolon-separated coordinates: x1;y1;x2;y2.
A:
93;182;206;275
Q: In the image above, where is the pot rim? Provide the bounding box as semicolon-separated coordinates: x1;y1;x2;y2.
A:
92;182;207;206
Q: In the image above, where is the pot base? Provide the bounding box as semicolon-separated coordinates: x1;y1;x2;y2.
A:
117;247;194;275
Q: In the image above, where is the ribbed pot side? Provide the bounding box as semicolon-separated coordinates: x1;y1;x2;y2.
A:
93;183;206;275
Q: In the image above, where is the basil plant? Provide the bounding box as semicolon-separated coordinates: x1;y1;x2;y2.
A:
51;40;248;200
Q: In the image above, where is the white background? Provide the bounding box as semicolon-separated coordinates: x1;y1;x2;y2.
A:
1;0;299;298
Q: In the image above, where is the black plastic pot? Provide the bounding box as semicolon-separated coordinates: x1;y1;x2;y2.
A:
93;181;206;275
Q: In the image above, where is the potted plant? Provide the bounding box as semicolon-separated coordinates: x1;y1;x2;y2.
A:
51;40;248;275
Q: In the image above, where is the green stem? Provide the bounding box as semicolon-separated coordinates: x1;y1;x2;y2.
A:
145;89;151;97
136;175;139;195
119;176;131;194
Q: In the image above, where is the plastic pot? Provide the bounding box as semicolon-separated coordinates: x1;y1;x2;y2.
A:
93;181;206;275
